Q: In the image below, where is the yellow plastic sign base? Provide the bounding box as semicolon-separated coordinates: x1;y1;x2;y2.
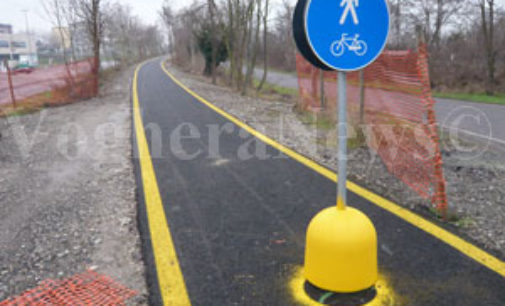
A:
304;206;378;293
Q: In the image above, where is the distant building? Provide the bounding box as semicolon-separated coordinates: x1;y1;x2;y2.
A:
70;22;93;59
0;23;12;34
52;26;72;50
49;23;93;60
0;24;38;69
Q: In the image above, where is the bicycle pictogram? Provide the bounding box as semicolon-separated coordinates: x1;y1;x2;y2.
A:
330;33;368;57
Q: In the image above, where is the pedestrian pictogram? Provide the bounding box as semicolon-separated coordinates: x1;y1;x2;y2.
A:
339;0;359;25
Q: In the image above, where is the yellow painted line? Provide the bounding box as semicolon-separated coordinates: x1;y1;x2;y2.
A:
159;61;505;278
133;62;191;305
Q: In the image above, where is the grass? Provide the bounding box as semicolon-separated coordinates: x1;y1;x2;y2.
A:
427;206;476;229
4;106;42;117
434;91;505;106
297;111;334;131
252;79;299;97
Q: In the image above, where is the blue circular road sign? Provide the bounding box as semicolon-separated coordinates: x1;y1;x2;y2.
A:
304;0;390;71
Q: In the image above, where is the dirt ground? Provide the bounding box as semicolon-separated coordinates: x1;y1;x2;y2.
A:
167;62;505;259
0;67;147;304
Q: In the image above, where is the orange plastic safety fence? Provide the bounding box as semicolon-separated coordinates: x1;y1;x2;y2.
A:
0;270;137;305
296;44;448;213
0;58;98;113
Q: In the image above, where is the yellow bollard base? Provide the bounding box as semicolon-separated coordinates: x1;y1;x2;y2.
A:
304;206;378;293
304;279;376;305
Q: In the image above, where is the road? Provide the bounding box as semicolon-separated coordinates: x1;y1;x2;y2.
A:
133;59;505;305
252;68;505;149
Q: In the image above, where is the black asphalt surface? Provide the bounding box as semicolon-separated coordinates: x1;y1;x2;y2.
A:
133;59;505;306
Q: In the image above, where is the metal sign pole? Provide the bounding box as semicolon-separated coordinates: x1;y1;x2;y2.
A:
337;71;347;210
297;0;389;293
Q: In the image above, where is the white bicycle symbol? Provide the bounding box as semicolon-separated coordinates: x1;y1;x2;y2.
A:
330;33;368;57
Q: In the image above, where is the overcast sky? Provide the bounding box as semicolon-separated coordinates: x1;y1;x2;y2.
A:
0;0;503;34
0;0;182;33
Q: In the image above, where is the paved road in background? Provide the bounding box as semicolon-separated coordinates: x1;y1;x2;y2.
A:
133;59;505;305
253;68;505;149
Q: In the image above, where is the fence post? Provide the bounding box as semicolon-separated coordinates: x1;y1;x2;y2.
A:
4;58;16;108
92;57;99;96
310;67;318;109
319;69;325;110
416;27;448;219
358;69;365;124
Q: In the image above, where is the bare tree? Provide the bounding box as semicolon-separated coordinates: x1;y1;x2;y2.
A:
172;3;206;70
407;0;463;47
168;0;504;96
207;0;218;84
479;0;497;95
262;0;293;72
103;3;164;66
224;0;255;89
42;0;68;62
74;0;103;95
389;0;412;49
42;0;75;87
256;0;269;91
242;0;261;94
160;0;175;56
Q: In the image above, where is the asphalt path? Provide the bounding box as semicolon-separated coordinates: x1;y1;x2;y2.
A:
252;68;505;150
133;59;505;305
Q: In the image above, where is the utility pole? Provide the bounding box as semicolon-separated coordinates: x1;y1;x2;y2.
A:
22;9;33;66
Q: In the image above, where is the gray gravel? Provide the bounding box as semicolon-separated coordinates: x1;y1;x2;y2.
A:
0;67;148;304
167;62;505;259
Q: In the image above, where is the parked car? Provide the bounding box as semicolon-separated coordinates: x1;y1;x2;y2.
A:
12;63;35;74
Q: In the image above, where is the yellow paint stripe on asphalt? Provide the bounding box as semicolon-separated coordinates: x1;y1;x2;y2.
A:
133;62;192;305
159;61;505;278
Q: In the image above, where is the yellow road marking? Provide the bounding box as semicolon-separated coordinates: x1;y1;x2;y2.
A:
133;62;191;305
159;61;505;278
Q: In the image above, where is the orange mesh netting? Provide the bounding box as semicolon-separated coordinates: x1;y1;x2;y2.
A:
296;43;448;213
0;270;137;305
0;58;98;114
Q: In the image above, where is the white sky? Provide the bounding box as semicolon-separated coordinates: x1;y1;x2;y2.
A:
0;0;503;35
0;0;184;34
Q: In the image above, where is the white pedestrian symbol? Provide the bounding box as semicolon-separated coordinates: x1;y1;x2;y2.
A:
339;0;359;25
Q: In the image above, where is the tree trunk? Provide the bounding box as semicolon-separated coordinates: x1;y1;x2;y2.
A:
208;0;218;84
480;0;495;95
90;0;101;96
226;0;235;86
256;0;269;92
235;0;254;90
242;0;261;95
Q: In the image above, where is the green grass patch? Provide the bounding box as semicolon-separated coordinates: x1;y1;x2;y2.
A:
297;111;334;131
434;91;505;105
451;216;476;229
5;106;41;117
253;79;299;97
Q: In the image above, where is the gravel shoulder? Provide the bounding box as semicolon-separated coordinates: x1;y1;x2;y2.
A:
0;66;147;303
167;62;505;259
